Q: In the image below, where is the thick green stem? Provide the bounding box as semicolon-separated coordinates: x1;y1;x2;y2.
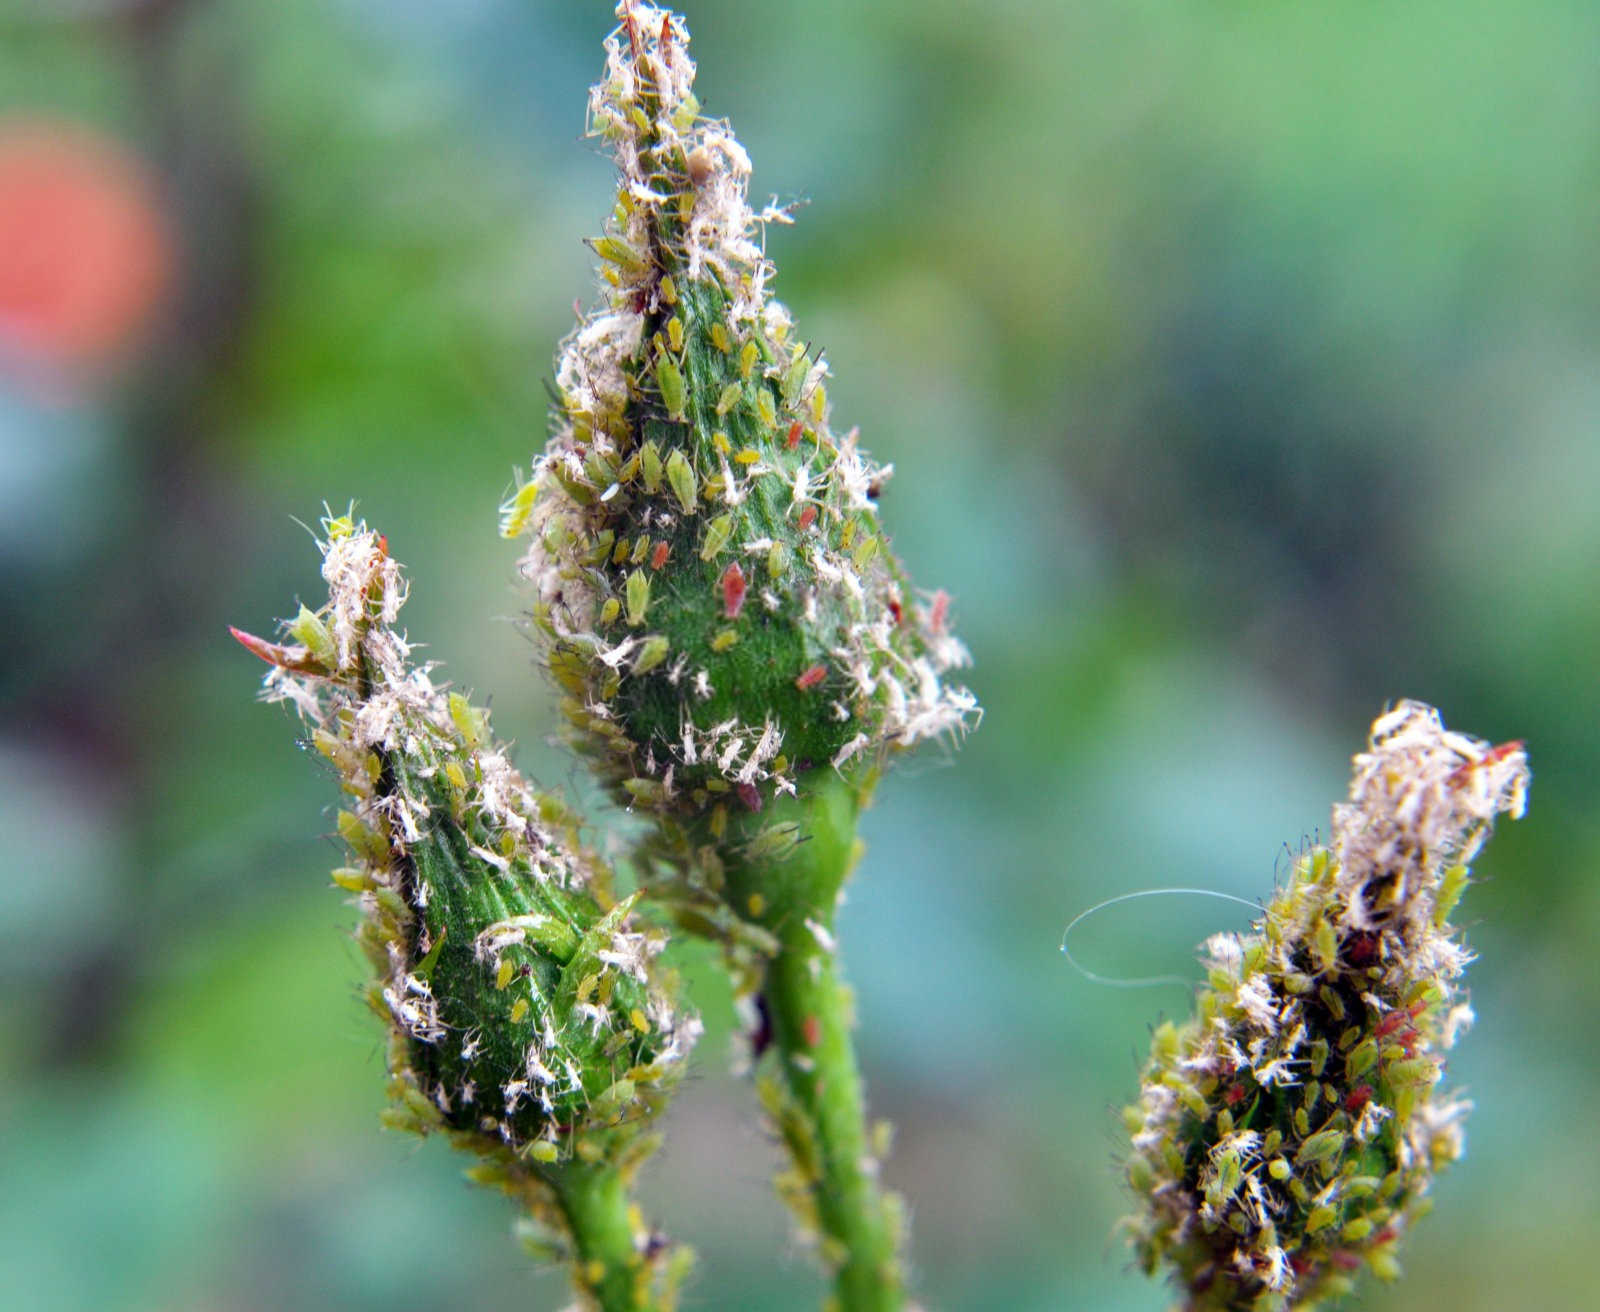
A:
723;772;904;1312
544;1162;656;1312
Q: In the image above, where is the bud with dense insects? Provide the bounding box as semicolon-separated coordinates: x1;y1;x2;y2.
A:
501;6;978;1308
235;514;699;1312
1124;701;1528;1311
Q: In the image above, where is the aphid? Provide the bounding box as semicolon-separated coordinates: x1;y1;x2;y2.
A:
640;440;664;493
794;664;827;691
650;540;670;570
655;356;686;419
1343;1084;1373;1116
626;570;650;627
797;504;817;531
658;274;678;306
928;589;950;636
710;321;732;353
721;562;747;619
634;635;670;674
735;781;762;812
785;419;802;450
781;352;810;407
666;316;684;353
755;388;776;429
498;480;539;539
700;514;735;561
715;382;743;416
739;339;758;380
665;449;697;513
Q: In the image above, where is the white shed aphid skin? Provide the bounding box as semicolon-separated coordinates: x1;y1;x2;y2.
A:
1122;702;1527;1310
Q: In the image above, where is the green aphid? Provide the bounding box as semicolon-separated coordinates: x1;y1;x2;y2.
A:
781;351;810;407
656;355;687;419
626;570;650;627
715;382;743;416
666;449;697;514
290;605;335;667
743;821;801;864
1296;1129;1346;1166
448;691;489;750
641;440;664;493
337;809;389;868
700;513;734;561
635;635;670;674
1434;863;1469;927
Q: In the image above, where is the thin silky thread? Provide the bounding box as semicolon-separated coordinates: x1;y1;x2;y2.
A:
1060;888;1262;990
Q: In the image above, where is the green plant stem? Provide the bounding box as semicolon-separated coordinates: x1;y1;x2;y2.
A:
544;1161;654;1312
723;772;904;1312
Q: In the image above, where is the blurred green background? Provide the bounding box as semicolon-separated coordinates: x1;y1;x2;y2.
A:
3;0;1596;1308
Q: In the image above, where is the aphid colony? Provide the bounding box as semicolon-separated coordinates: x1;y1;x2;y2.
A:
240;516;698;1163
501;3;976;862
1124;703;1528;1310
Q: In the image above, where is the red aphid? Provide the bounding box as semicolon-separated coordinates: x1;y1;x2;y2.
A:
1344;930;1380;967
1223;1082;1248;1108
650;540;670;570
886;596;904;625
797;504;817;531
928;588;950;636
1374;1000;1428;1040
1448;739;1525;788
785;419;802;450
1344;1084;1373;1116
721;562;747;619
736;781;762;812
794;663;827;691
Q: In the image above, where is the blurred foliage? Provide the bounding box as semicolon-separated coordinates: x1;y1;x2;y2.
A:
1;1;1596;1309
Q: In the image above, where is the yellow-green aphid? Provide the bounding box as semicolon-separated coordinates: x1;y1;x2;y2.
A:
781;351;810;407
626;570;650;627
666;449;697;513
641;440;664;493
655;354;687;419
700;513;734;561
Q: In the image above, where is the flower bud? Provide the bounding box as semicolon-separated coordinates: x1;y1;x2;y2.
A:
505;3;977;835
238;513;698;1161
1125;701;1528;1309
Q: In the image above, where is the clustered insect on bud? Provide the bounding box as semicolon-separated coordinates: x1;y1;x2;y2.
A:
235;514;699;1170
501;2;977;875
1124;701;1528;1311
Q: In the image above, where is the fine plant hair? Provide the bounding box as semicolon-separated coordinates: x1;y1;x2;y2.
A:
235;7;1527;1312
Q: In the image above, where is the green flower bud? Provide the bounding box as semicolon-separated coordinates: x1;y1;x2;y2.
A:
503;1;977;831
1124;702;1528;1309
238;514;699;1163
